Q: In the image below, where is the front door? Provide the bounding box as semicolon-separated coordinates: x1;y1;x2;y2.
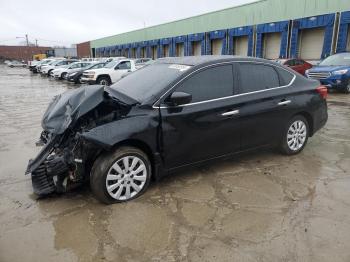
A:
160;64;242;169
112;61;131;83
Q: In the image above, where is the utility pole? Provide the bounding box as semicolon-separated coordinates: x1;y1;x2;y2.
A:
35;39;38;47
25;34;29;46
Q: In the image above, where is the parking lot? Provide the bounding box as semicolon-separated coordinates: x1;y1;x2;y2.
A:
0;64;349;262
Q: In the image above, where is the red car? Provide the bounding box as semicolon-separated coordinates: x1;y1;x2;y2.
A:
276;59;313;75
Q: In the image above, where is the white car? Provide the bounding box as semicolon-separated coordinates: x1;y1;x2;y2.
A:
52;62;94;79
8;61;27;68
81;59;136;85
35;59;58;73
41;59;78;76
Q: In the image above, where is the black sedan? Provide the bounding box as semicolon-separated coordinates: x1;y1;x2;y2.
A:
66;62;106;84
26;56;328;204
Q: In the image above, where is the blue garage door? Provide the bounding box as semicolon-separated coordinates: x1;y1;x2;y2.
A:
228;26;254;56
188;33;205;56
96;48;101;57
115;46;122;57
337;11;350;53
173;35;188;57
256;21;289;59
290;13;335;59
149;40;160;59
159;38;173;57
137;41;148;58
206;30;227;55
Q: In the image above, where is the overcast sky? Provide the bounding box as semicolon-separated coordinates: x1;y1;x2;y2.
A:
0;0;256;47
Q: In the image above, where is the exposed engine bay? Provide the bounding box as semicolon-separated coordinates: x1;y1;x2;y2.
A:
26;85;136;196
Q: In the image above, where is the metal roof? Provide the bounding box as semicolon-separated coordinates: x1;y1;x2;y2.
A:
90;0;349;48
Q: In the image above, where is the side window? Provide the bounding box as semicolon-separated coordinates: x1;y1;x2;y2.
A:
175;65;234;103
116;61;131;70
238;63;280;93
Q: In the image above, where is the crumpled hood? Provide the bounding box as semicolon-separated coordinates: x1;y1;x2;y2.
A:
309;65;349;73
42;85;105;134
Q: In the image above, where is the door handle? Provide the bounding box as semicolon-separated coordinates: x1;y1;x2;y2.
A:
278;100;291;106
222;110;239;116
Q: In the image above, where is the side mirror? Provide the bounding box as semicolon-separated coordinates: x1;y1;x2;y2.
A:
166;92;192;106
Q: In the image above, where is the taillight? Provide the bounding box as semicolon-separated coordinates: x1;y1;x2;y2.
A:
316;85;328;99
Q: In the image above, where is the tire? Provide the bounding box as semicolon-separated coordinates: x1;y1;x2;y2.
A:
76;76;82;84
97;76;111;86
61;72;67;79
48;69;53;76
343;83;350;94
279;115;309;155
90;146;151;204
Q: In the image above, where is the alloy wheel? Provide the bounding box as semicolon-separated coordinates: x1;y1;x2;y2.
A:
287;120;307;151
105;155;147;201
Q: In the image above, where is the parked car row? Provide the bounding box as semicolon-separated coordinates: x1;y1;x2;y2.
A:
276;53;350;94
28;57;154;85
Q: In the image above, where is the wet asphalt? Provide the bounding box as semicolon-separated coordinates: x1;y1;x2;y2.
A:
0;64;350;262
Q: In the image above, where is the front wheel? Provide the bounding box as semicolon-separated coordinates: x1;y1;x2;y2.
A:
61;72;67;79
97;76;111;86
90;146;151;204
76;75;82;84
279;115;309;155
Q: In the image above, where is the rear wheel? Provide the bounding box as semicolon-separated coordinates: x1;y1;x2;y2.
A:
279;115;309;155
343;83;350;94
90;146;151;204
97;76;111;86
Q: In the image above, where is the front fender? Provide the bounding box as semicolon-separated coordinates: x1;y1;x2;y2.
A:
80;116;158;151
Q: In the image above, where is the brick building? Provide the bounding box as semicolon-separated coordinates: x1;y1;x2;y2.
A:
0;45;52;62
77;41;91;58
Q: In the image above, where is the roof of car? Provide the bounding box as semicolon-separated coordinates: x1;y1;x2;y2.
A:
155;55;271;66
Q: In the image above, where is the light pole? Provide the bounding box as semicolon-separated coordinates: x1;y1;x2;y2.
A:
16;35;29;46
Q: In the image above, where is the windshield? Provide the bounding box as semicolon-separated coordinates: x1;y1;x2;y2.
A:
104;61;118;68
110;63;192;102
319;53;350;66
89;63;105;69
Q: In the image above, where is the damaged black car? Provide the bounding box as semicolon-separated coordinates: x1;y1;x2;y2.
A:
26;56;328;204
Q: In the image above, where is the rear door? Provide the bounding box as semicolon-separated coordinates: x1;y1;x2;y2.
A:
235;62;296;149
160;64;242;169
